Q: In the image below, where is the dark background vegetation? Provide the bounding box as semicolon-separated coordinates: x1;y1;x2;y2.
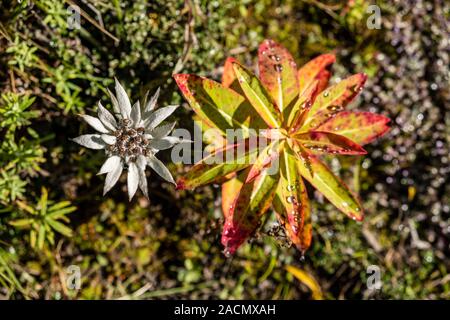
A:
0;0;448;299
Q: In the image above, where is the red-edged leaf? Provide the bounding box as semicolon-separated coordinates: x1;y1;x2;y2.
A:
176;140;258;190
232;62;281;128
298;53;335;96
294;131;367;155
315;69;332;93
193;114;226;152
316;111;391;145
245;140;284;183
222;57;238;88
286;79;320;130
276;147;312;252
301;73;367;130
258;39;299;112
222;57;248;97
222;167;279;255
296;152;364;221
292;143;314;178
173;74;264;137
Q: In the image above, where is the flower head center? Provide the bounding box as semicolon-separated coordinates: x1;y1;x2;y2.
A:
107;119;150;160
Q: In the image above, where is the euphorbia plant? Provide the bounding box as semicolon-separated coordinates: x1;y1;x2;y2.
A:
174;39;390;256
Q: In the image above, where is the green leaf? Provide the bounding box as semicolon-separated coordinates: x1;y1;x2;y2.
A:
276;147;312;251
232;62;281;128
176;140;258;190
316;111;391;145
47;219;73;237
173;74;264;136
296;153;364;221
9;219;33;227
16;201;35;215
38;187;48;216
258;39;299;112
47;206;77;219
29;230;36;249
37;224;45;250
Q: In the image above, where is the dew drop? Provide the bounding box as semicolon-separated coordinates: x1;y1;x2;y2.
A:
223;249;232;258
274;64;283;72
323;91;329;97
269;54;281;62
286;196;296;204
327;105;343;112
287;184;296;191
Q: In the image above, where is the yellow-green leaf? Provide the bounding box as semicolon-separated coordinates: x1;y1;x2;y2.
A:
286;265;323;300
296;153;364;221
232;62;281;128
173;74;264;137
177;140;258;190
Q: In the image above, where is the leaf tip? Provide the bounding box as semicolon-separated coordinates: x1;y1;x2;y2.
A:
175;179;187;190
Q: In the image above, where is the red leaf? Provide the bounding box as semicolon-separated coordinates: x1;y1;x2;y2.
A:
221;167;279;255
298;53;335;96
315;69;332;93
221;169;248;221
222;57;238;88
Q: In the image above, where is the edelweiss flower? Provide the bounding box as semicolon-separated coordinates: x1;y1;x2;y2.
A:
73;78;184;200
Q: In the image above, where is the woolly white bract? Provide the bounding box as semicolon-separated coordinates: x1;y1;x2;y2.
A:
73;78;186;200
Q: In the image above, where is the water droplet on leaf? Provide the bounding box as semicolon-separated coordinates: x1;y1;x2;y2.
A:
287;185;296;191
286;196;296;204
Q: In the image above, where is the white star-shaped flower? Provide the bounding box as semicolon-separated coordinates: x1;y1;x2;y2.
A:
73;78;186;200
